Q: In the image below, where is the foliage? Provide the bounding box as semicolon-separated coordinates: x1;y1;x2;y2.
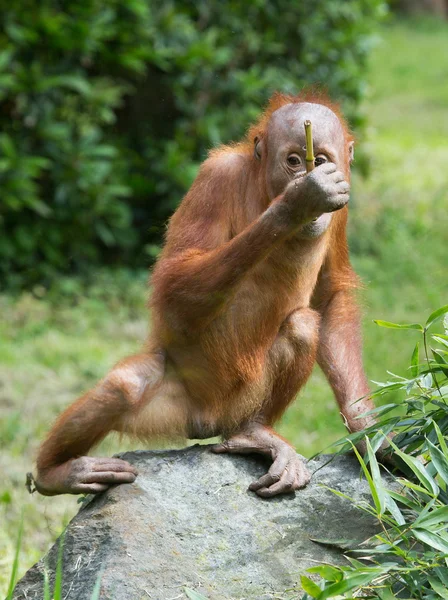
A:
302;306;448;599
0;0;387;287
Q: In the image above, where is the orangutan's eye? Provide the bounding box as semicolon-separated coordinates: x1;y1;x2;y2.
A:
287;154;301;167
314;154;329;167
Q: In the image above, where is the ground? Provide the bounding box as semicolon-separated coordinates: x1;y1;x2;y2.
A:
0;17;447;595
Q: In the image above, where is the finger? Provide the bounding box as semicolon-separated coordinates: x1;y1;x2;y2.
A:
256;458;298;496
83;471;137;484
337;181;350;194
74;483;110;494
257;465;311;498
256;479;296;498
211;443;229;454
332;171;346;183
328;196;349;212
91;459;138;474
249;452;289;491
316;162;337;174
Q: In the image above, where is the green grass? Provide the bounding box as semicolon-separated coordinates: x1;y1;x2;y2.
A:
1;17;447;596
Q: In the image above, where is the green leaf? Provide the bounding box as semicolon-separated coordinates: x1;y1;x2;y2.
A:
184;588;209;600
411;341;420;377
389;439;439;495
428;575;448;599
434;567;448;588
434;423;448;457
387;489;420;511
427;439;448;485
384;494;406;525
351;439;384;515
43;569;50;600
398;478;436;496
416;504;448;528
53;530;65;600
376;588;397;600
374;320;423;331
309;536;357;551
366;437;387;514
432;350;448;376
0;48;13;71
426;305;448;330
318;571;378;599
413;528;448;553
300;575;322;597
90;570;104;600
307;565;342;582
40;74;91;95
433;335;448;350
96;222;115;247
0;133;15;158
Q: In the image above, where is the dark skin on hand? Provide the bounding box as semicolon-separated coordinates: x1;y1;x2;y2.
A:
35;92;378;499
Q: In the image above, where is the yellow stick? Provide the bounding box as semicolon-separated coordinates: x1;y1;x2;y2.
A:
304;120;315;173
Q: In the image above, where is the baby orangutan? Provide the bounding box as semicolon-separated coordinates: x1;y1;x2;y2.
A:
35;92;376;498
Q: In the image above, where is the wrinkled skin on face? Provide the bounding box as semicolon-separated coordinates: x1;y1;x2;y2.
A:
261;103;354;237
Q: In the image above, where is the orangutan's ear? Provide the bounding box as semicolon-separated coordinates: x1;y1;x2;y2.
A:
254;136;263;161
348;141;355;164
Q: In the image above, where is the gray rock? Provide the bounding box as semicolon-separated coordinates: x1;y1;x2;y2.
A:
12;446;384;600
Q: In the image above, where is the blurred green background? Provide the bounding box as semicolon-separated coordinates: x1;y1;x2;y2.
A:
0;0;447;593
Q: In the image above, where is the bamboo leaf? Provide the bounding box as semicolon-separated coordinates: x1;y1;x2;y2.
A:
428;575;448;599
387;489;420;511
389;440;439;495
308;565;342;582
411;341;420;377
350;440;384;515
384;494;406;525
398;478;436;496
366;437;387;514
184;588;209;600
413;528;448;553
434;567;448;587
53;531;65;600
432;350;448;376
433;335;448;350
300;575;322;598
374;320;423;331
416;505;448;528
43;569;50;600
426;305;448;330
434;422;448;457
427;439;448;485
309;537;358;551
90;570;104;600
317;571;378;599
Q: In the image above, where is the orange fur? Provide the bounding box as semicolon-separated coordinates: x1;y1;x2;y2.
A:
37;92;374;487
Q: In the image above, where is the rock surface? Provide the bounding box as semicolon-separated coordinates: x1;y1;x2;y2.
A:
12;446;384;600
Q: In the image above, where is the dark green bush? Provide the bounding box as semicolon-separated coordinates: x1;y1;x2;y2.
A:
0;0;387;288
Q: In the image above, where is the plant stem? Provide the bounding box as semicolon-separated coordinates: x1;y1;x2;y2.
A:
304;120;315;173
